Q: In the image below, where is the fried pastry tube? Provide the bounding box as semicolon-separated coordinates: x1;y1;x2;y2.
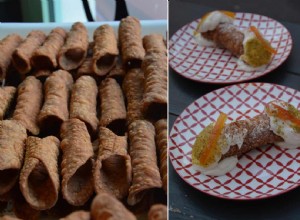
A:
99;78;127;135
76;57;95;79
13;76;43;135
93;24;119;76
31;27;67;70
12;30;46;74
91;193;136;220
70;75;98;135
155;119;167;194
60;211;90;220
0;120;27;196
119;16;145;68
34;69;52;82
0;34;22;80
58;22;89;70
38;70;73;135
148;204;167;220
127;120;162;205
94;127;132;199
142;53;167;121
143;34;167;55
60;119;94;206
122;68;144;125
0;86;16;120
19;136;60;210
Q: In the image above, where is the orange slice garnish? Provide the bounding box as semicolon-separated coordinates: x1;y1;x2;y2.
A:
199;112;227;165
194;10;236;35
249;26;277;54
266;103;300;127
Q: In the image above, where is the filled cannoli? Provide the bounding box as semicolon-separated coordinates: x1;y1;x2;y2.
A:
119;16;145;68
155;119;167;194
58;22;89;70
34;69;52;82
143;34;167;55
0;34;22;80
70;75;98;135
12;30;46;74
192;101;300;176
0;86;16;120
127;120;162;206
148;204;167;220
19;136;60;210
142;53;167;121
0;120;27;196
93;24;119;76
91;192;136;220
122;68;144;125
107;63;126;84
13;76;43;135
194;11;276;68
31;27;67;70
93;127;132;199
60;119;94;206
60;211;90;220
38;70;73;135
99;78;127;135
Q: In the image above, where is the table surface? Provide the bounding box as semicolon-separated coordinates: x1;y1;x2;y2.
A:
169;1;300;219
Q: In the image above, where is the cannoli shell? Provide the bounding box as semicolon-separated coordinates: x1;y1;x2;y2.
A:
70;75;98;135
106;63;126;84
99;78;127;135
58;22;89;70
122;68;144;125
0;34;23;79
155;119;167;194
93;24;119;76
119;16;145;68
31;27;67;69
34;69;52;82
91;193;136;220
94;127;132;199
76;57;95;79
0;120;27;196
12;30;46;74
148;204;167;220
19;136;60;210
60;119;94;206
143;34;167;55
13;76;43;135
60;211;90;220
0;86;16;120
127;120;162;205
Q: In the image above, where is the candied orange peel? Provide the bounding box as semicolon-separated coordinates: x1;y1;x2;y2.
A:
249;26;277;54
199;112;227;165
266;103;300;127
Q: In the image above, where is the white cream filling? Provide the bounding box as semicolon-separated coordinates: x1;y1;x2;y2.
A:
193;32;216;47
198;11;234;33
193;156;238;176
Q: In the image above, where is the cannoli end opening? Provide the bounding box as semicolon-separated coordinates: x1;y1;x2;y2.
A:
107;119;127;136
126;59;143;69
144;103;167;121
95;54;117;75
0;169;19;195
31;55;53;70
39;115;63;136
12;53;29;74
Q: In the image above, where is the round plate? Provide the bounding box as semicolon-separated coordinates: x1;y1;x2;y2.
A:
169;13;292;84
169;82;300;200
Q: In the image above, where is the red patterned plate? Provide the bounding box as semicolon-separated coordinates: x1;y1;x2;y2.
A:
169;13;292;84
169;83;300;200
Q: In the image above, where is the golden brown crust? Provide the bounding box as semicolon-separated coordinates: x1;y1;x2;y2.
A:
143;34;167;55
60;211;90;220
0;120;27;196
155;119;167;194
148;204;167;220
122;68;144;125
70;75;98;134
93;127;131;199
13;76;43;135
0;86;16;120
91;193;136;220
119;16;145;68
31;27;67;70
76;57;95;79
0;34;22;79
127;120;162;205
60;119;94;206
19;136;60;210
107;63;126;84
58;22;89;70
93;24;119;76
99;78;126;135
12;30;46;74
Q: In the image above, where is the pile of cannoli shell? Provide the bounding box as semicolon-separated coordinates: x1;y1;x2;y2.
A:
0;16;167;220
